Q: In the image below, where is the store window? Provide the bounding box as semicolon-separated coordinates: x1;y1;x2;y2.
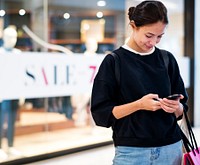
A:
0;0;184;163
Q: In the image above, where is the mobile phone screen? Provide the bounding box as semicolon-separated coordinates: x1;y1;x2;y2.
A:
167;94;181;100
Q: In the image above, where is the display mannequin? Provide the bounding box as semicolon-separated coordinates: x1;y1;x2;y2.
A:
71;38;98;127
0;25;21;159
0;26;21;53
84;38;98;56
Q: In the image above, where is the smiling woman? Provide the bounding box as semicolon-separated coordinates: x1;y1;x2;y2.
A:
0;0;187;164
91;1;188;165
128;21;166;52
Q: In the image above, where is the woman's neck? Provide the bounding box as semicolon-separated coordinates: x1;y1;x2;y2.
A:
123;43;155;56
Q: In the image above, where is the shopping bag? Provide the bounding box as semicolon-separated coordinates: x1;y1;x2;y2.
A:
183;147;200;165
180;109;200;165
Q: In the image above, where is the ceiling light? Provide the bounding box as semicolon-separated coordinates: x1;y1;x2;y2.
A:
96;11;103;18
0;10;5;17
19;9;26;16
97;1;106;7
63;13;70;19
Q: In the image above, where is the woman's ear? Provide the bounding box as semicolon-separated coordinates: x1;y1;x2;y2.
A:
129;20;136;29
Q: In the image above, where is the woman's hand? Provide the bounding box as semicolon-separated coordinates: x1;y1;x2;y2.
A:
159;94;184;117
138;94;161;111
112;93;161;119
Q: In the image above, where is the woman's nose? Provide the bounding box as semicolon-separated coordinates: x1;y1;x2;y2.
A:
149;38;159;46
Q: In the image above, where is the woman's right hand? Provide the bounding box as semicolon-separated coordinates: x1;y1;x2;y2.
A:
112;93;161;119
138;94;161;111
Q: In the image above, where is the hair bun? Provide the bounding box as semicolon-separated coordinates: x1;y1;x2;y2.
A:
128;7;135;21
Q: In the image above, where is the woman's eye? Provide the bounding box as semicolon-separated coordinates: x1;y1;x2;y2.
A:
146;35;152;38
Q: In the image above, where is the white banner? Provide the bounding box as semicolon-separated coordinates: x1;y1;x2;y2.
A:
0;52;105;100
0;52;190;100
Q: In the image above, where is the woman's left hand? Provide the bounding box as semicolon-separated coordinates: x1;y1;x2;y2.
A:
159;94;184;114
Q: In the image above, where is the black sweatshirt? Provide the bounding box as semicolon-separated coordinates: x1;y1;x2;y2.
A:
91;46;188;147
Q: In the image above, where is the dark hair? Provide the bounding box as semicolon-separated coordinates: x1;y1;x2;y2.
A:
128;0;168;27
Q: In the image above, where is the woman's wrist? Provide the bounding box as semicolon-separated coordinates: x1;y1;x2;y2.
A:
175;103;184;118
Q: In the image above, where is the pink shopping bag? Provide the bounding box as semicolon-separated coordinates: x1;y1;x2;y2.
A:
183;147;200;165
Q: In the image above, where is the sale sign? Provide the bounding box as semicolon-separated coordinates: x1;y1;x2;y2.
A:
0;52;105;100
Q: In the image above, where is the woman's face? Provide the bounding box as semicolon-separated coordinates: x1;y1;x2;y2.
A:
130;21;167;53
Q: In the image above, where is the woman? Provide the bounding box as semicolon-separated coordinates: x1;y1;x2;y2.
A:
91;1;188;165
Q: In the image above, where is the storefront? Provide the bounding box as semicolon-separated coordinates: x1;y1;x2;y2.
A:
0;0;192;164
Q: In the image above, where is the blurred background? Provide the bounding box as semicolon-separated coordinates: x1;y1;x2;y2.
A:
0;0;199;164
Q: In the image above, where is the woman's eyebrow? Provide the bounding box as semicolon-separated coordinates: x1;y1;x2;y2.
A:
146;32;165;36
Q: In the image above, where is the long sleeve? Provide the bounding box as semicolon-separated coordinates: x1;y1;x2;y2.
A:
91;55;118;128
167;52;188;112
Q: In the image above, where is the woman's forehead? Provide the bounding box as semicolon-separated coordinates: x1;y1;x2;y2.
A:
139;22;167;34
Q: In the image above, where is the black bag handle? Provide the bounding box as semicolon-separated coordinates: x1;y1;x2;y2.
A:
181;109;199;155
110;52;120;86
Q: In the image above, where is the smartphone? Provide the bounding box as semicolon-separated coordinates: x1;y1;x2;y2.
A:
166;94;181;100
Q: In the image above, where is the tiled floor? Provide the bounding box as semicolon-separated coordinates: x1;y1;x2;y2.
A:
27;145;115;165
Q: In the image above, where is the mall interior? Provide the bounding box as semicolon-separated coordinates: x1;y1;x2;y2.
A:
0;0;200;164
